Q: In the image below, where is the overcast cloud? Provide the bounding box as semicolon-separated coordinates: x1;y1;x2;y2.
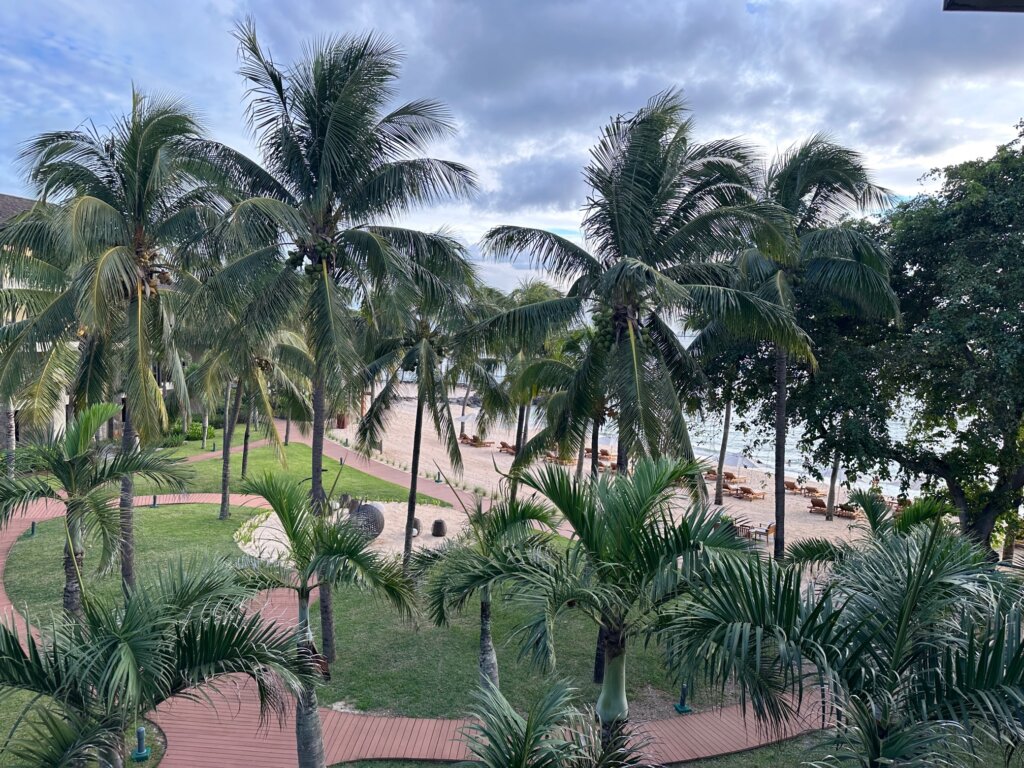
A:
1;0;1022;287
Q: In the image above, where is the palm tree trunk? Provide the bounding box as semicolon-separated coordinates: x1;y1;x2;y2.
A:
575;419;588;480
459;382;470;438
311;370;336;664
510;403;527;503
240;411;252;480
404;394;426;573
592;625;606;684
296;591;326;768
219;382;243;520
119;406;137;598
591;418;600;478
479;586;499;688
3;403;14;479
284;414;291;446
522;402;531;446
616;435;629;474
201;408;209;450
107;414;114;441
595;628;628;746
1003;519;1017;561
825;450;841;522
715;399;732;506
62;517;85;622
773;347;787;560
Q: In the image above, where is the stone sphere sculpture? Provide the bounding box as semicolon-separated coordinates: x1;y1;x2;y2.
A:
349;503;385;539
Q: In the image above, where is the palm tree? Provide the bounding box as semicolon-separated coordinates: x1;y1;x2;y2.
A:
0;557;311;767
464;458;748;741
357;239;492;571
239;473;414;768
462;681;651;768
0;402;187;620
412;493;557;687
664;508;1024;767
483;92;808;476
737;136;897;559
0;91;234;595
220;19;475;660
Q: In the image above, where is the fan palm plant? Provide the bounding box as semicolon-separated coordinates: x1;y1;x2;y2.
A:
461;681;652;768
0;557;311;767
483;90;807;474
412;493;557;687
664;517;1024;767
734;136;898;559
453;458;748;741
0;402;187;621
218;19;475;660
0;91;236;595
238;473;414;768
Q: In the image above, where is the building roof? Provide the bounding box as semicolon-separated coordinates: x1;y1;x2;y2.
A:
0;193;34;226
943;0;1024;10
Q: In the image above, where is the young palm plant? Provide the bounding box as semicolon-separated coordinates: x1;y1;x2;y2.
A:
664;516;1024;767
0;402;187;621
0;557;311;767
483;90;807;473
462;681;652;768
219;20;475;659
238;473;414;768
456;458;748;741
0;90;235;595
411;493;558;688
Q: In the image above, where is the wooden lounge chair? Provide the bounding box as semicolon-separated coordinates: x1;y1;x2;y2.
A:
808;497;827;514
721;482;737;497
724;471;748;483
802;485;823;497
835;504;858;520
498;441;517;455
838;502;858;514
459;433;473;445
751;522;776;543
784;480;802;494
704;470;718;480
468;435;494;448
737;486;766;501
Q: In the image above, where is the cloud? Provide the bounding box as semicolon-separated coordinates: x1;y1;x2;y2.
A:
2;0;1023;286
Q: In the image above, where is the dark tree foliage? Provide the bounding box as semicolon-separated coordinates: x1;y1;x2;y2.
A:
880;133;1024;547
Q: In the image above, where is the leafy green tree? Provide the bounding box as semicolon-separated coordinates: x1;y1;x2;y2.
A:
483;91;805;474
0;558;310;767
462;458;746;741
239;473;413;768
733;136;897;557
221;20;474;659
0;91;233;595
665;512;1024;767
461;681;649;768
0;403;186;620
412;494;557;687
878;135;1024;548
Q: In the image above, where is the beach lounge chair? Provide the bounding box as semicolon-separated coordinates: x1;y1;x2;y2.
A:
459;433;473;445
737;486;766;501
468;435;494;448
808;497;827;513
498;441;517;455
802;485;823;497
751;522;776;543
784;480;802;494
704;470;718;480
721;482;737;496
839;502;858;514
835;503;859;520
724;471;748;483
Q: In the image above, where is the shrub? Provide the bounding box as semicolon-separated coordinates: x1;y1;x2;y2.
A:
184;421;214;441
160;434;185;448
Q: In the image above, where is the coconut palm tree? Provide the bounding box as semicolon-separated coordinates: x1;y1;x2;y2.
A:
456;457;748;742
412;494;557;687
356;239;494;571
483;90;807;475
219;19;475;660
664;512;1024;767
736;136;898;559
0;557;310;767
0;402;187;621
238;473;414;768
0;91;235;596
461;681;651;768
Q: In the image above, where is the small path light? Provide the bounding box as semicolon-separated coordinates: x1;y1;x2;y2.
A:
30;521;36;537
151;495;158;508
131;726;151;762
674;681;692;715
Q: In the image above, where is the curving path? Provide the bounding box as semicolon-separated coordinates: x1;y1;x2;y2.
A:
0;468;820;766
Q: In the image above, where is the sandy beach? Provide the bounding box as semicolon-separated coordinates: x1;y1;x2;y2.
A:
322;383;866;548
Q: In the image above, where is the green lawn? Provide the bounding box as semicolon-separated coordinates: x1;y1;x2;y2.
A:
159;427;227;459
140;442;446;506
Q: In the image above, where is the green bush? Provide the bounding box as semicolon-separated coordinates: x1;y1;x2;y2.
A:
160;434;185;448
167;421;215;441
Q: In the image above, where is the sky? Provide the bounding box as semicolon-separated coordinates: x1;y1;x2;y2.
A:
1;0;1022;287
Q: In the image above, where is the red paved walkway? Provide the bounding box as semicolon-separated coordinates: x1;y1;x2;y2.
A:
0;456;818;766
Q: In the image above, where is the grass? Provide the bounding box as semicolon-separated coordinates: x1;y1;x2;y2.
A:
139;442;447;506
